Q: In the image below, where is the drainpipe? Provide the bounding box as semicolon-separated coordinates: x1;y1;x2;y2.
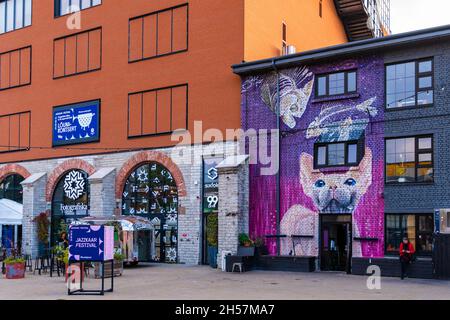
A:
271;60;282;256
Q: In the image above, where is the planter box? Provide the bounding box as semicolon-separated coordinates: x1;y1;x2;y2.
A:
5;262;25;279
238;246;255;256
94;260;123;278
208;246;218;268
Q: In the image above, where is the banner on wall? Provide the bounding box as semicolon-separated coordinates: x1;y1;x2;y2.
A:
203;159;221;213
52;100;100;146
68;225;114;262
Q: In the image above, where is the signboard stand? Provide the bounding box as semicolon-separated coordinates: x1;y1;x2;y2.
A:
67;260;114;296
67;225;115;296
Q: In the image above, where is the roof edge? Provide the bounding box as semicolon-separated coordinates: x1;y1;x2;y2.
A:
233;24;450;76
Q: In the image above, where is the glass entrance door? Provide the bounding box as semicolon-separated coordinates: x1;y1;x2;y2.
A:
320;215;352;272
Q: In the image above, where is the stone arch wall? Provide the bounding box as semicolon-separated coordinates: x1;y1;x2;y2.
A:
45;159;96;202
115;150;187;199
0;164;31;181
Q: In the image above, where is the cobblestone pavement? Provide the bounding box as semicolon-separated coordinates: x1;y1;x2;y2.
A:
1;264;449;300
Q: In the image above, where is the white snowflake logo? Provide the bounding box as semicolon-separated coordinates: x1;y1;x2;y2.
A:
166;248;177;262
137;168;149;182
63;170;85;200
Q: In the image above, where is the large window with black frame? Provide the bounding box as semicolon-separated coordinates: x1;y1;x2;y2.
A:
0;0;32;34
316;70;357;98
385;213;434;255
54;0;101;17
314;139;364;168
386;58;434;109
122;162;179;263
51;170;90;246
385;135;433;184
0;174;24;203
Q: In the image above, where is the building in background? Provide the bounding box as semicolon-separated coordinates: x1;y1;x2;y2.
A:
234;25;450;279
334;0;391;40
0;0;389;265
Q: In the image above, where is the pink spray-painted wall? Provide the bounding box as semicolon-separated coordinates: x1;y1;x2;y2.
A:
241;56;386;258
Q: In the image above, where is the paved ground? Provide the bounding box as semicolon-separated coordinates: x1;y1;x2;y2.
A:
0;264;449;300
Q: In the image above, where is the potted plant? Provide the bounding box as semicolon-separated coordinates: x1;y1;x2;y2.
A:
206;213;218;268
254;237;268;256
113;252;124;276
33;211;50;256
94;250;124;278
4;256;26;279
238;233;255;256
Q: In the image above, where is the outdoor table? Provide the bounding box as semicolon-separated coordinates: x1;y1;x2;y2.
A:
265;234;314;256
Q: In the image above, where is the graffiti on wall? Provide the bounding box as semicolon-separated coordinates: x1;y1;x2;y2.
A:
242;59;385;259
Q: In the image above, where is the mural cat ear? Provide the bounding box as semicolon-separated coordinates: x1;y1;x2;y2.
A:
300;153;316;197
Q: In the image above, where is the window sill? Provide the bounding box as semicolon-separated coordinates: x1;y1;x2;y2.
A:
384;253;432;260
385;104;434;112
312;93;360;103
313;165;360;173
385;182;434;187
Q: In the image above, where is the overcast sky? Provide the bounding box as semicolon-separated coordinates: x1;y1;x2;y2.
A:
391;0;450;33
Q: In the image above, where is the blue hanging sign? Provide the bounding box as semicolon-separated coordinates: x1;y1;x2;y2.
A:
435;209;441;234
69;225;114;262
52;100;100;146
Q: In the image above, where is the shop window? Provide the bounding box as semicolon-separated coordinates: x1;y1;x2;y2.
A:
129;4;188;62
316;70;357;98
51;170;90;245
0;174;24;203
0;0;32;35
122;162;178;263
53;27;102;79
0;46;31;90
0;111;31;153
385;214;433;255
54;0;101;17
314;139;364;168
128;84;188;138
385;135;433;184
386;58;434;109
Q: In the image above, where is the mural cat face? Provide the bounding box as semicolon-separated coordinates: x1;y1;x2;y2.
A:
300;148;372;214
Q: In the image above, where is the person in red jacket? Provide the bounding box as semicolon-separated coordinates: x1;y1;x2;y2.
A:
399;236;415;280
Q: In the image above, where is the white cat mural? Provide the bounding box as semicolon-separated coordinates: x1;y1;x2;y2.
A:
280;148;372;257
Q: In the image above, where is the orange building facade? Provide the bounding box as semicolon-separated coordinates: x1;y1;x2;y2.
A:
0;0;388;265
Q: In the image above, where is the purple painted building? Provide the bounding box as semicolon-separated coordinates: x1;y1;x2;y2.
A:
233;26;450;277
239;55;384;271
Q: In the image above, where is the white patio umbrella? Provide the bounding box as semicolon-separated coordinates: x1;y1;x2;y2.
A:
0;199;23;226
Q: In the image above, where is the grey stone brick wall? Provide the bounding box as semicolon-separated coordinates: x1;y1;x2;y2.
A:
21;173;47;257
384;41;450;213
6;141;240;264
217;156;250;267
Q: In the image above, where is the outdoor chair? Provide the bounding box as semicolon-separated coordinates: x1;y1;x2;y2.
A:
33;255;51;275
24;254;33;272
232;262;244;273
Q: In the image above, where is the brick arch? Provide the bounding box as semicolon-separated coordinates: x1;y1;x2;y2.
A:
0;164;31;182
116;151;186;199
45;159;96;202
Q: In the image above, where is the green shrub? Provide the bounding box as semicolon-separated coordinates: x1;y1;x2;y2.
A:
238;233;254;247
4;257;25;265
206;213;218;247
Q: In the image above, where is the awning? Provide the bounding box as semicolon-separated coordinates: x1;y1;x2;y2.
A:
0;199;23;226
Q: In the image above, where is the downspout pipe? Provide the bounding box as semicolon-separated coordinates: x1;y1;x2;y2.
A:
271;60;281;256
